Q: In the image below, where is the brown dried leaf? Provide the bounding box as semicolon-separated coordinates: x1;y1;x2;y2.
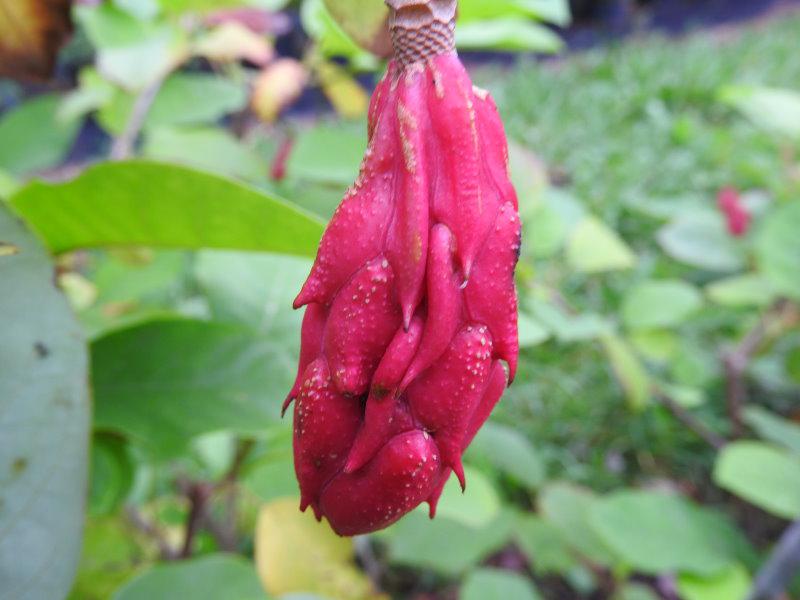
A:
0;0;72;81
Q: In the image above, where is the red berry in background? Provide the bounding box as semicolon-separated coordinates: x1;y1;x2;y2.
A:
717;186;751;237
284;0;520;536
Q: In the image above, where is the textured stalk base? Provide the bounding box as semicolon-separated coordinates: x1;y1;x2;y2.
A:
386;0;457;66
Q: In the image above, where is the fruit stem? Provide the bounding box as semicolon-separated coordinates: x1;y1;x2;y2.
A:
385;0;457;66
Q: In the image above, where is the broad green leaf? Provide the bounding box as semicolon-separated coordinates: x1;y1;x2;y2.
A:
514;515;576;575
720;85;800;138
517;312;551;347
676;564;751;600
301;0;377;66
195;250;310;337
461;568;542;600
244;450;299;504
113;0;160;20
566;216;636;273
92;319;289;458
11;161;324;257
0;203;90;600
621;279;702;329
0;94;80;176
59;67;117;123
600;334;650;410
76;4;187;90
142;127;266;182
89;433;135;516
744;406;800;455
384;510;516;576
706;273;777;307
98;73;248;134
465;422;545;489
322;0;391;56
629;329;678;363
255;498;382;600
69;517;150;600
457;18;563;53
115;554;268;600
657;210;744;272
538;482;616;566
589;490;748;575
458;0;571;25
756;201;800;300
529;300;612;343
288;123;367;185
714;441;800;519
433;467;501;528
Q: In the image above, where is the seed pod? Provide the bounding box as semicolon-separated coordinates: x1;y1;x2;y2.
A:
286;0;520;536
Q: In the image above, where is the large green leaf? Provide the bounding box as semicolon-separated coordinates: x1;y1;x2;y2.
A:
433;467;501;528
457;18;563;53
321;0;391;56
11;161;324;257
657;210;744;272
744;406;800;455
465;422;545;489
566;216;636;274
0;94;80;176
0;204;90;599
461;568;542;600
514;515;576;575
588;490;749;575
756;201;800;300
720;85;800;139
621;280;703;329
676;564;751;600
114;554;268;600
92;319;290;458
538;482;617;566
714;441;800;519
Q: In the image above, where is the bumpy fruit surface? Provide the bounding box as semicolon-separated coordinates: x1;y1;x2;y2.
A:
285;0;521;536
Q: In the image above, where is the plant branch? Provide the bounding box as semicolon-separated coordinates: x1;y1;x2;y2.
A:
177;478;213;559
722;299;793;437
747;518;800;600
109;76;165;160
125;506;179;561
655;389;727;450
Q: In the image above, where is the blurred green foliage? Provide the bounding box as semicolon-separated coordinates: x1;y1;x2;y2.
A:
1;1;800;599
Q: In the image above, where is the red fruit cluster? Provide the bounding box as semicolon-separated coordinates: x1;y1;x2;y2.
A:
284;0;520;536
717;186;750;237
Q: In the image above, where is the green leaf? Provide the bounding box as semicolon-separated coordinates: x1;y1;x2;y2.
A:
142;127;266;182
705;274;777;307
600;334;651;410
461;568;542;600
566;216;636;274
11;161;324;257
657;210;744;272
433;467;501;528
301;0;376;65
517;312;551;347
384;510;516;576
321;0;390;56
514;515;576;575
114;554;268;600
621;279;703;329
676;564;751;600
756;201;800;300
0;203;90;600
529;300;612;343
287;123;367;185
614;583;660;600
89;433;135;516
538;482;617;566
744;406;800;455
457;18;563;53
714;441;800;519
459;0;571;25
0;94;80;176
465;422;545;489
69;517;150;600
720;85;800;139
589;490;748;575
92;319;289;458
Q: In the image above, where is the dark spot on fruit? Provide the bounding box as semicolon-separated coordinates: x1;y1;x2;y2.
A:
34;342;50;359
12;457;27;475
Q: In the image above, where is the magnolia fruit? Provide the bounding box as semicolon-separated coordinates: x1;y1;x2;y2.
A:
284;0;520;536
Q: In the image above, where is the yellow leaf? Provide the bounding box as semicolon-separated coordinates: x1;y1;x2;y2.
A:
316;61;369;120
322;0;392;57
255;498;386;600
251;59;309;123
194;21;273;66
0;0;72;80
